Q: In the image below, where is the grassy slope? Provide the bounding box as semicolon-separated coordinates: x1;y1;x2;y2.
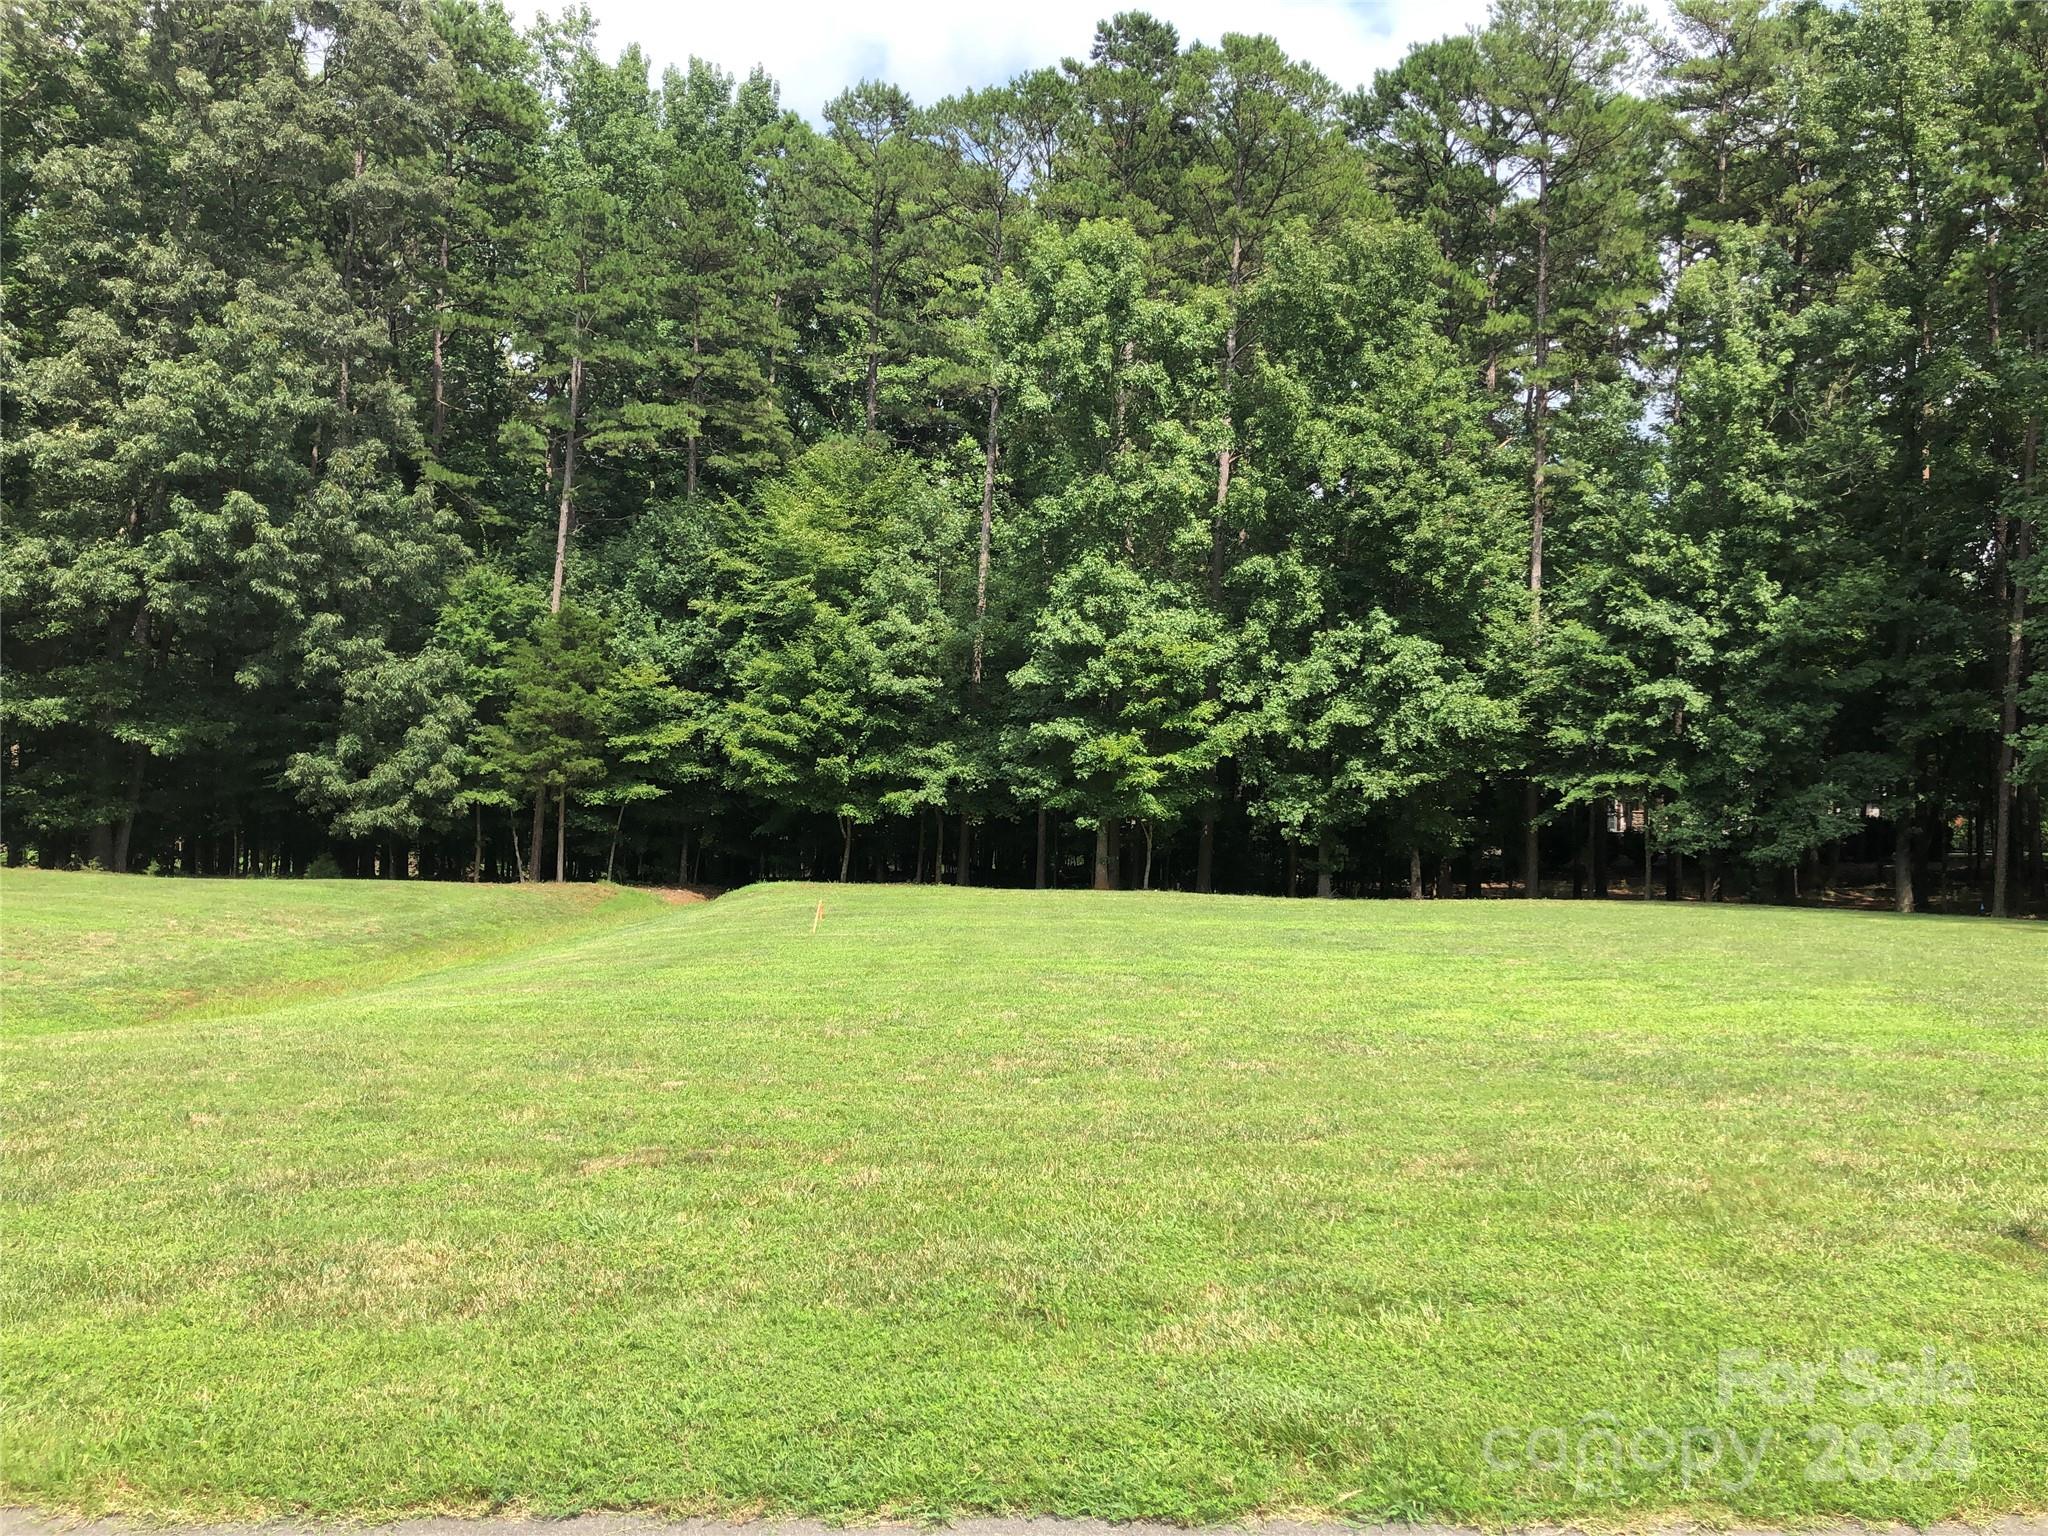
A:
0;869;663;1031
2;876;2043;1524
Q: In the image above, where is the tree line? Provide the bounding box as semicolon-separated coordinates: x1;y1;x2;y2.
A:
5;0;2045;912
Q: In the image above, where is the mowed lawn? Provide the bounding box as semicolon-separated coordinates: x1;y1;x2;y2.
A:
1;869;664;1031
2;874;2044;1525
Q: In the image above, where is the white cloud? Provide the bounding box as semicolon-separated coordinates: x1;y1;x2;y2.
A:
526;0;1496;121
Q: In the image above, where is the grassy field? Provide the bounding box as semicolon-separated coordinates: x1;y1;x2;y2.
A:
1;870;663;1032
2;872;2044;1526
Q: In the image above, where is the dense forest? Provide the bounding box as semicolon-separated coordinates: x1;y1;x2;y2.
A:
4;0;2045;910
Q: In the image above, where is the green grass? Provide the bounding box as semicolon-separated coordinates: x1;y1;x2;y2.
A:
0;869;661;1031
3;873;2044;1526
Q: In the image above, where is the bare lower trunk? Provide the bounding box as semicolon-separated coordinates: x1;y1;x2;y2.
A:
1436;857;1454;899
1522;782;1540;897
472;805;482;882
431;233;449;451
2031;786;2046;898
556;787;567;883
550;353;583;614
1894;818;1916;914
1141;823;1155;891
111;746;144;873
1210;234;1243;606
607;802;626;883
1316;834;1334;899
529;789;546;883
1529;155;1551;618
838;816;853;882
686;329;702;499
1034;808;1048;890
1408;847;1424;900
1578;800;1597;899
1093;822;1114;891
1524;163;1551;903
864;272;881;431
971;386;1000;684
1994;411;2034;916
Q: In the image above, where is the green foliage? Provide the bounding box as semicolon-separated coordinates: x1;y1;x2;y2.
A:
712;439;958;853
2;0;2040;907
479;605;615;806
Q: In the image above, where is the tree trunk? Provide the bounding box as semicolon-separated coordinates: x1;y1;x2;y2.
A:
955;813;971;887
2030;787;2045;899
1093;822;1114;891
1521;155;1551;905
686;327;702;499
1994;401;2034;917
1316;833;1334;898
472;804;482;882
1141;822;1155;891
1034;808;1047;890
431;231;449;451
529;789;546;883
1578;800;1598;899
971;385;1000;684
1408;846;1424;900
838;816;854;882
1210;233;1243;605
550;351;582;614
607;802;626;883
1530;154;1552;617
1894;818;1916;915
1436;857;1455;900
863;247;882;431
1522;782;1540;897
111;745;144;873
1286;844;1299;898
556;786;567;883
1643;800;1654;901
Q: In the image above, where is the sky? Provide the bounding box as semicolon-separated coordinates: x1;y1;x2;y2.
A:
522;0;1497;122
